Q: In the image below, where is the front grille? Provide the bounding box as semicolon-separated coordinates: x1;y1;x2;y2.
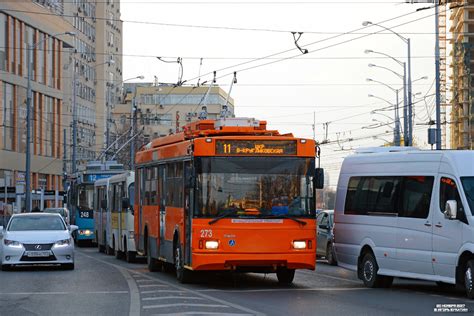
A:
24;244;54;251
20;254;57;262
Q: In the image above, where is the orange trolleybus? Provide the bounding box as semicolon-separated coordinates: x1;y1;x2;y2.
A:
134;117;324;284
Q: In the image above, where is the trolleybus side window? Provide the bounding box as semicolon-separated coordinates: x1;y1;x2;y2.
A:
128;183;135;214
165;162;184;207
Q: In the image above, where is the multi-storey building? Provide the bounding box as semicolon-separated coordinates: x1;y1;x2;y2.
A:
449;1;474;149
111;84;234;167
63;0;122;165
0;1;74;211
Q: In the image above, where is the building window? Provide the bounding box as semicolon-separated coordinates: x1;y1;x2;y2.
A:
2;82;14;150
0;14;6;71
37;32;45;84
16;86;27;153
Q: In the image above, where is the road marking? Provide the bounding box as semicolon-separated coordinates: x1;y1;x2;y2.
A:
116;267;141;316
197;287;368;293
142;296;205;301
0;291;129;295
77;250;264;316
141;290;184;294
138;284;167;288
143;303;229;309
136;279;155;282
151;313;252;316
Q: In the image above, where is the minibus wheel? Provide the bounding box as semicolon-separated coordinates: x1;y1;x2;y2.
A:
361;252;393;288
465;260;474;299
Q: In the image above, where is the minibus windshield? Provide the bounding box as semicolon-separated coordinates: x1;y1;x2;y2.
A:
461;177;474;216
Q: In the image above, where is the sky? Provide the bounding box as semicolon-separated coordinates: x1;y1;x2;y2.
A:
120;0;439;186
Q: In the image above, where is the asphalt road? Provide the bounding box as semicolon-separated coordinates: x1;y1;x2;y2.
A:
1;246;474;316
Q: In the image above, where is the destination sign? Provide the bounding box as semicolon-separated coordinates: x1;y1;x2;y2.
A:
215;140;297;155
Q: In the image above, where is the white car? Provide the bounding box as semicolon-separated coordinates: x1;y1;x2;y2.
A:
0;213;78;271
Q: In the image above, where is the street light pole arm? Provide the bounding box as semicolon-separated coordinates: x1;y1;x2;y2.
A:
368;22;408;43
371;64;403;79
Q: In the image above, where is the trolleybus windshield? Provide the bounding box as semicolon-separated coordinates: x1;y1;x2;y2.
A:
78;185;94;211
195;157;315;218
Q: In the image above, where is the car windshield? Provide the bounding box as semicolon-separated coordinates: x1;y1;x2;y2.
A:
195;157;315;218
8;216;66;231
461;177;474;216
43;208;66;217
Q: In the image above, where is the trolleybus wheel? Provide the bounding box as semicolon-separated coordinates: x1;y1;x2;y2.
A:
146;239;161;272
174;243;192;283
276;268;295;285
124;236;136;263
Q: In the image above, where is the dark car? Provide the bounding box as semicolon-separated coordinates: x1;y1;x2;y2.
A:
316;210;337;265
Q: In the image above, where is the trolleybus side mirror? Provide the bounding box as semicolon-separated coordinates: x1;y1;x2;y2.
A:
122;197;130;209
100;199;107;209
314;168;324;189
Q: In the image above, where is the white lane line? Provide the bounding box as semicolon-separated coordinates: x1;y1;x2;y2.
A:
197;287;368;293
135;279;155;283
298;271;360;284
142;296;205;301
77;250;265;316
116;267;141;316
138;284;167;288
152;313;252;316
141;290;184;294
0;291;129;295
143;303;229;309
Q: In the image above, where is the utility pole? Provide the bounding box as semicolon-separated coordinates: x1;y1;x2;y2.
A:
25;42;33;212
403;62;408;146
407;38;413;146
63;129;67;189
72;57;78;174
435;3;442;150
394;90;401;146
130;96;137;170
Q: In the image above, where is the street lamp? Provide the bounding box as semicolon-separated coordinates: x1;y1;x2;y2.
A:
25;31;75;212
363;21;413;145
367;78;401;146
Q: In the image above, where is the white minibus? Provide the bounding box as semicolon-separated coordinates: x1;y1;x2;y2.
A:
334;147;474;298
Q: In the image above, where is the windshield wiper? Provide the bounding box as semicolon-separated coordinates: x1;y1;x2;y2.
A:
266;214;307;226
208;209;237;225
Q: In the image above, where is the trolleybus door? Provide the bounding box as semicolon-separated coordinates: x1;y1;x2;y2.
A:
139;168;145;250
184;161;193;265
159;165;166;257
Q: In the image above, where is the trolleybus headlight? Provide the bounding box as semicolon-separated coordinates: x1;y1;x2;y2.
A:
292;240;307;249
79;229;92;236
205;240;219;250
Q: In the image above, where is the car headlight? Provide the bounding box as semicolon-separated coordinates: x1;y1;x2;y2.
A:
205;240;219;250
292;240;307;249
4;239;23;248
54;239;71;247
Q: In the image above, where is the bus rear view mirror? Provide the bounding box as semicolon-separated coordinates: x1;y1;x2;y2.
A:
100;199;107;209
314;168;324;189
122;197;130;209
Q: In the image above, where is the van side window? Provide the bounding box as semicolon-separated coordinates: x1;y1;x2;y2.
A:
440;177;465;218
345;177;399;215
399;176;434;219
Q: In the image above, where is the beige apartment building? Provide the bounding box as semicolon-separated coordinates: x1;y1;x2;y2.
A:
111;84;234;166
0;1;74;210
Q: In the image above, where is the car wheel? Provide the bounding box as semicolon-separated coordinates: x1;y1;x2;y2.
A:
326;242;337;266
1;264;11;271
62;263;74;270
360;252;393;288
464;259;474;299
174;243;191;283
276;268;295;285
146;239;161;272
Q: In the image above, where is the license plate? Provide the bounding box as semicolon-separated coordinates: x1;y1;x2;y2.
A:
25;251;51;257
